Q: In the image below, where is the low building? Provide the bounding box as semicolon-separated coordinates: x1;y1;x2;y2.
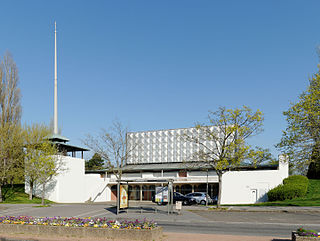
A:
32;127;288;205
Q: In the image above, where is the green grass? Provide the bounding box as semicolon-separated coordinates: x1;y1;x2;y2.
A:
1;184;54;204
235;179;320;207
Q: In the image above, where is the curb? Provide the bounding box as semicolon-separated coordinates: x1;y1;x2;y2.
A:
0;224;163;241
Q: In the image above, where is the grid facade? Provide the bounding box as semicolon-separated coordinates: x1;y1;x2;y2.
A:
126;127;216;164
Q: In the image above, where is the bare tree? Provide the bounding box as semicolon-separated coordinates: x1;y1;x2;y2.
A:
0;52;23;202
83;120;137;181
184;106;268;207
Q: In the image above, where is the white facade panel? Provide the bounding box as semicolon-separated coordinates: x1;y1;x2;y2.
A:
28;156;110;203
221;159;289;204
127;127;217;164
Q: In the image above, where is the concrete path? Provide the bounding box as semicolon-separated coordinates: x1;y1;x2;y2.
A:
0;232;292;241
164;233;291;241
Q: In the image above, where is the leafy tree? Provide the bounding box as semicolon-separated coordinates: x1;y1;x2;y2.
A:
245;147;278;166
24;123;64;204
24;124;50;200
36;142;63;206
277;71;320;176
0;52;23;202
184;106;268;207
85;153;105;171
83;120;137;181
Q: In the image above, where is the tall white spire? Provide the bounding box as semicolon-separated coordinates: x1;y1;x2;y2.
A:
54;21;58;135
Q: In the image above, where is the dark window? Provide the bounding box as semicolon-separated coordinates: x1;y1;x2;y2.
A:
178;171;187;177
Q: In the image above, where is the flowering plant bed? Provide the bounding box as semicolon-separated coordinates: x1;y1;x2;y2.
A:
292;228;320;241
0;216;162;241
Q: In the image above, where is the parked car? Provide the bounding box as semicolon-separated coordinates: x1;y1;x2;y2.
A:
173;192;197;205
152;192;196;205
211;195;218;204
185;192;213;205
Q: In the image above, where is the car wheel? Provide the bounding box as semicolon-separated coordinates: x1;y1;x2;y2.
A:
157;202;162;205
200;200;206;205
183;200;188;205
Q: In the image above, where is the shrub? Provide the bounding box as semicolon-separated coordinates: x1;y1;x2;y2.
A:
267;184;307;201
267;175;309;202
283;175;309;186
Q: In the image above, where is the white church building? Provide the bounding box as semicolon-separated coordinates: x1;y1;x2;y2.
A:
32;127;288;205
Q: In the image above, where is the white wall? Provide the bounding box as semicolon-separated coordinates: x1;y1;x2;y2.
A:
27;154;289;204
51;156;86;202
28;155;110;203
83;174;110;202
221;156;289;204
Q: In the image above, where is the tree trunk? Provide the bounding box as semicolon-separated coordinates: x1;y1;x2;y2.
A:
0;184;2;202
41;183;45;206
29;181;33;200
206;169;209;207
217;173;222;208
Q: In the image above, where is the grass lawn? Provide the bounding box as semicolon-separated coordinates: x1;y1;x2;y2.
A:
1;184;53;204
237;179;320;207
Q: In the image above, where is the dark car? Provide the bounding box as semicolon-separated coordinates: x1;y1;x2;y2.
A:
174;192;197;205
152;192;196;205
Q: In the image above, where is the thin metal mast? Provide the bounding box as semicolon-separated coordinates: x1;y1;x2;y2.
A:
54;21;58;135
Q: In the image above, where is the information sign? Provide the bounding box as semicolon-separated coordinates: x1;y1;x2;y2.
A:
120;185;128;209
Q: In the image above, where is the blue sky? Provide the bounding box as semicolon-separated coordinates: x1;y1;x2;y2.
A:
1;1;319;159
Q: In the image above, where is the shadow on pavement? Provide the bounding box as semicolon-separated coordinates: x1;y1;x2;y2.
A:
272;239;291;241
105;205;177;215
0;238;39;241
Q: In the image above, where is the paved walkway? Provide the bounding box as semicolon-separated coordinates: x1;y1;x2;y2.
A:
164;233;291;241
0;232;292;241
226;205;320;213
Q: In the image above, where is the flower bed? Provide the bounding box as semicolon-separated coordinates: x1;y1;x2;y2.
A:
292;228;320;241
0;216;162;241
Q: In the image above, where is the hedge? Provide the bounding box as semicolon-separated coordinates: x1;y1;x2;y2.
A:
267;175;309;201
283;175;309;186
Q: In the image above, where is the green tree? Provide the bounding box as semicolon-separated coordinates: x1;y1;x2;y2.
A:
277;71;320;176
185;106;268;207
36;142;63;206
24;123;64;204
0;52;23;202
24;124;50;200
85;153;105;171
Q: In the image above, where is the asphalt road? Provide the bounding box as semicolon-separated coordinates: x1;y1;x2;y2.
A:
0;203;320;238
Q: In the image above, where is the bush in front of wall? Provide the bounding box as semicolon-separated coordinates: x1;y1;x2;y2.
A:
283;175;309;186
267;184;306;201
267;175;309;201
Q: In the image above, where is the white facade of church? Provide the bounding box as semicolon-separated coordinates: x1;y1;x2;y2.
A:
28;127;289;205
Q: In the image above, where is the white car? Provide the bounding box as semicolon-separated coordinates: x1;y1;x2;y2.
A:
185;192;213;205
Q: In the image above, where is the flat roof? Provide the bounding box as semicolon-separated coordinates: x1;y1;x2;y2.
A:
84;161;278;173
111;162;278;172
47;134;70;143
51;141;89;152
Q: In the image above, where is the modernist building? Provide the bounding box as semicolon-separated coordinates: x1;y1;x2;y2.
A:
37;127;288;205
